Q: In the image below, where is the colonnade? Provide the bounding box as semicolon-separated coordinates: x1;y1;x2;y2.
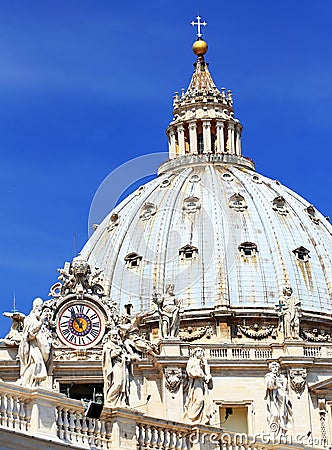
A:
167;118;242;159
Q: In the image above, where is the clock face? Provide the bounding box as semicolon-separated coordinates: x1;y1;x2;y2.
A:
57;302;104;348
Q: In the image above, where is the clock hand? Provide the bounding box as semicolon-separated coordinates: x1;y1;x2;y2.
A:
70;309;83;329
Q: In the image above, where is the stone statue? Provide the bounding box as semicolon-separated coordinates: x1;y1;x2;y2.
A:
153;284;182;338
0;311;25;346
264;361;293;435
118;311;158;358
102;329;134;408
279;285;302;339
17;298;52;388
184;347;213;424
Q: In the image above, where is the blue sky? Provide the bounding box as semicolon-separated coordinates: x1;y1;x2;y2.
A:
1;0;332;333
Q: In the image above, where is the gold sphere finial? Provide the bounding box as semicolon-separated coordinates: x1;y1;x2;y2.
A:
192;38;208;56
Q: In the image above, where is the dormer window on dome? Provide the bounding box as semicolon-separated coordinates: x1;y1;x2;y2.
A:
293;246;310;262
229;193;247;212
107;213;120;232
183;196;201;214
306;205;320;224
238;242;258;258
179;244;198;260
125;252;142;269
272;196;288;215
139;203;157;221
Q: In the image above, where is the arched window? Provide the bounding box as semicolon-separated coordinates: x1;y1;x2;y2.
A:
197;133;204;154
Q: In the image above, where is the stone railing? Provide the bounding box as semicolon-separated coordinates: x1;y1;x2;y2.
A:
208;344;332;361
136;418;192;450
0;382;31;433
209;346;273;360
0;381;325;450
56;398;112;449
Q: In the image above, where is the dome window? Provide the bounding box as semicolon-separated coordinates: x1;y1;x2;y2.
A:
183;196;201;214
272;196;288;215
107;213;120;231
189;174;201;183
293;246;310;262
179;244;198;260
222;172;233;181
238;242;258;258
229;193;247;212
160;179;171;188
252;175;262;184
306;205;320;224
139;203;157;221
124;252;143;269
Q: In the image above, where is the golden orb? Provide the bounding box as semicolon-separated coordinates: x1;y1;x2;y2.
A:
192;39;208;56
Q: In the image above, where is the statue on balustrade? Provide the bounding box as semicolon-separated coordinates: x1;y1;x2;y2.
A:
264;361;293;435
0;311;25;346
184;347;213;424
279;285;302;340
17;297;52;388
118;311;159;358
153;284;182;338
102;328;136;408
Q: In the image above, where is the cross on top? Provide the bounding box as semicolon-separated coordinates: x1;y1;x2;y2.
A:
191;15;207;38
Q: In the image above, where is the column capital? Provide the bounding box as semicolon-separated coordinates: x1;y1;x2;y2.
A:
202;119;211;128
215;120;225;128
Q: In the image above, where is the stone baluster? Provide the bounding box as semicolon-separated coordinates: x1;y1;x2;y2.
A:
188;120;198;154
174;431;181;450
12;396;19;430
105;421;112;447
100;419;107;448
88;418;96;446
168;128;177;159
75;412;83;445
24;401;31;433
150;426;157;448
0;394;6;427
18;397;26;431
62;408;69;442
137;424;145;449
94;419;101;447
216;120;225;153
143;423;150;447
180;432;189;450
68;409;76;442
177;125;186;156
6;394;13;429
163;428;170;449
169;429;176;450
81;415;88;443
202;119;211;153
156;427;163;449
56;407;64;440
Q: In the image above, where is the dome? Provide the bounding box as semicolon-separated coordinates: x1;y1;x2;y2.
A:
80;34;332;322
81;157;332;318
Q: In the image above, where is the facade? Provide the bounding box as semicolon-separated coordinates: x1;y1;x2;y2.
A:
0;21;331;450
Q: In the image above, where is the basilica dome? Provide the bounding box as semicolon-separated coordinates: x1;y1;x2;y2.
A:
80;40;332;322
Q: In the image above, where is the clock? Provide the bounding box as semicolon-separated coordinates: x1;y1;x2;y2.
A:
56;301;105;348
